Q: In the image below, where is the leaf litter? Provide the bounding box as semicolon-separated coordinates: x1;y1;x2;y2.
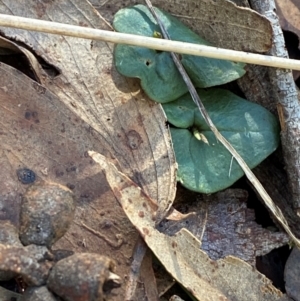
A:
0;0;296;300
90;151;288;301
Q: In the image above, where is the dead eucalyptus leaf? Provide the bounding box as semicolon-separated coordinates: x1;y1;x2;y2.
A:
0;60;159;299
91;0;272;52
0;1;176;299
0;0;176;222
90;151;288;301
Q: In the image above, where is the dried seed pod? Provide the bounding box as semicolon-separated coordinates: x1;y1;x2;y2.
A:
47;253;121;301
19;181;75;247
23;286;59;301
0;244;54;286
0;220;23;281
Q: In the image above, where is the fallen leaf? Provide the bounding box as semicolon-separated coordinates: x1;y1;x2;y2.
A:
0;0;177;221
161;189;289;265
275;0;300;45
91;0;272;52
0;60;159;299
90;151;288;301
274;0;300;80
0;1;178;298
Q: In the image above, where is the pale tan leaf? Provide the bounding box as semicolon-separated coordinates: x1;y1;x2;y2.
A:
90;151;288;301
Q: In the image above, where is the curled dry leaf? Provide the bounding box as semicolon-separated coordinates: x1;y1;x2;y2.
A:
90;151;288;301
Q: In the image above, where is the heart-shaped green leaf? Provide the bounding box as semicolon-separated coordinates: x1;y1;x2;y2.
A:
162;89;280;193
113;5;245;103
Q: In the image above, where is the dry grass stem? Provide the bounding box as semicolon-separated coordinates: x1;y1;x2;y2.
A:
0;13;299;70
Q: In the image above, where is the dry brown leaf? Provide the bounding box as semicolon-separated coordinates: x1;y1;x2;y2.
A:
0;1;175;299
161;189;289;265
0;0;177;221
0;59;167;299
275;0;300;43
92;0;272;52
275;0;300;80
90;151;288;301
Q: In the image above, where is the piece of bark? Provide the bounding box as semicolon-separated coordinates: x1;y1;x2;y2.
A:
240;0;300;217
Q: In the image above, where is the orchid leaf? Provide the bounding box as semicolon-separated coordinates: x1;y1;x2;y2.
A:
162;88;280;193
113;4;245;103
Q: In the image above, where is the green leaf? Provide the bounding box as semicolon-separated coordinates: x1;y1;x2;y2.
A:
113;5;246;103
163;89;280;193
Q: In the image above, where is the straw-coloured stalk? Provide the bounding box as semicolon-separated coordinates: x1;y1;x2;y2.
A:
0;13;299;70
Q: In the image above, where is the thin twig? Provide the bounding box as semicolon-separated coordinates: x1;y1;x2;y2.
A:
144;0;300;248
0;13;300;70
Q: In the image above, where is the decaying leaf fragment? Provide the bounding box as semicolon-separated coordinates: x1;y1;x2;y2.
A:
161;189;289;265
92;0;273;52
90;151;287;301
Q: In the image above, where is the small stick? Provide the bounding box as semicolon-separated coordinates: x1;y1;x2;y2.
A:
0;13;300;70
